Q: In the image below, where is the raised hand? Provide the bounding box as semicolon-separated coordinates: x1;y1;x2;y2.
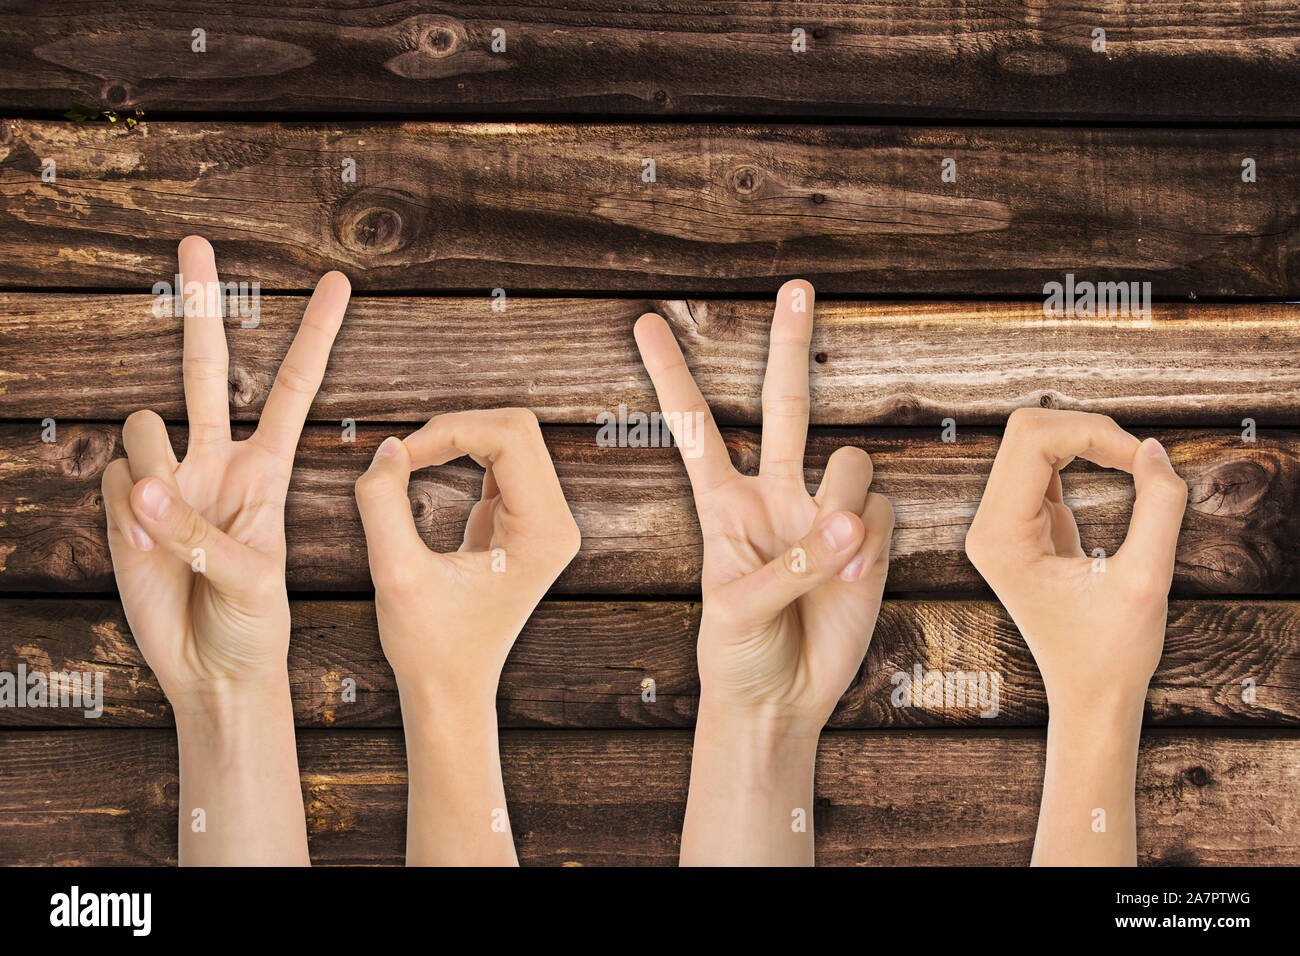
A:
634;280;894;865
101;236;350;865
353;408;580;865
964;408;1188;865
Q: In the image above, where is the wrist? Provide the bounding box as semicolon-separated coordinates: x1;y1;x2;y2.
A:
170;672;293;731
694;698;822;773
396;676;499;731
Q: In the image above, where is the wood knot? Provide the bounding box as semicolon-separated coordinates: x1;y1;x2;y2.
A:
422;26;458;55
1038;392;1058;408
1188;458;1270;517
812;192;827;204
56;428;113;479
814;352;828;364
654;90;668;105
102;82;131;107
334;189;424;256
729;165;761;195
228;366;257;408
812;27;828;39
1184;765;1212;787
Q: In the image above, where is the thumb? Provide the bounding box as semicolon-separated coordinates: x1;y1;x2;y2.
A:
1118;437;1188;577
717;510;865;625
129;477;266;595
354;436;428;584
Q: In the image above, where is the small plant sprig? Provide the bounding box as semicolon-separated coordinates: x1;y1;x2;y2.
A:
64;101;144;130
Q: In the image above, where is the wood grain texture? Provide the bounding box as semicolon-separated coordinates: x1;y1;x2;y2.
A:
2;2;1299;120
3;424;1296;595
1;729;1294;865
1;597;1295;729
3;122;1298;295
3;294;1298;426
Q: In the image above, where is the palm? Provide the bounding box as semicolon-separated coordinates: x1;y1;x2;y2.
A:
698;473;883;709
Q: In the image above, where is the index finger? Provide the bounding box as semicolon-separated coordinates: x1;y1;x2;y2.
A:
253;270;351;460
401;408;568;526
980;409;1141;527
632;313;735;494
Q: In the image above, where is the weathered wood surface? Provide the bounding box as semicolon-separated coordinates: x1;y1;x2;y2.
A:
3;122;1298;295
1;597;1295;729
3;424;1295;595
3;294;1297;426
1;729;1294;865
3;2;1299;120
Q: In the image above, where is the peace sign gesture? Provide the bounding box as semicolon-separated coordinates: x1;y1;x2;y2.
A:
635;280;894;865
103;236;350;699
635;280;893;732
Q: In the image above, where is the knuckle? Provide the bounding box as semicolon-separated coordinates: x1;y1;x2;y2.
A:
174;506;208;548
274;360;319;397
761;392;809;419
182;353;228;384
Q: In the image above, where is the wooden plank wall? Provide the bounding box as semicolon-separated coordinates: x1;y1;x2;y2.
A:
0;2;1297;866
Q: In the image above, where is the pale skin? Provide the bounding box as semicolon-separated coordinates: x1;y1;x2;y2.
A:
101;236;351;865
634;279;895;866
354;408;581;866
965;408;1189;866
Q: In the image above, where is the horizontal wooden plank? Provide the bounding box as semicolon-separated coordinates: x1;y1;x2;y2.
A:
3;424;1296;595
1;729;1294;865
3;295;1297;426
3;123;1298;295
3;2;1299;120
1;598;1295;728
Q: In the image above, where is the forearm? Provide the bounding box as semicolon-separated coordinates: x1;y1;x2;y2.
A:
1032;697;1145;866
399;686;517;867
174;678;309;866
681;704;820;866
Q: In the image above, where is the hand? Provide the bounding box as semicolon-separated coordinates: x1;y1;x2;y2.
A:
634;280;893;734
635;279;893;865
964;408;1188;718
964;408;1188;865
353;408;580;865
101;235;351;865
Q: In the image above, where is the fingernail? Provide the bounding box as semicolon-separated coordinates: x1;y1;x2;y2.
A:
137;479;171;520
1144;438;1168;460
129;525;155;551
839;555;865;582
374;436;401;460
822;513;856;551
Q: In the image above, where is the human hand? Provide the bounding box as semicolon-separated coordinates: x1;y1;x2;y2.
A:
964;408;1188;719
964;408;1188;866
635;279;893;865
353;408;580;710
100;235;350;864
634;280;893;736
102;235;350;708
352;408;580;866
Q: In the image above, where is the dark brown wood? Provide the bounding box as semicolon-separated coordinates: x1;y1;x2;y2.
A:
3;122;1298;295
3;294;1297;426
3;424;1295;595
2;2;1298;120
1;597;1295;728
0;729;1294;865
